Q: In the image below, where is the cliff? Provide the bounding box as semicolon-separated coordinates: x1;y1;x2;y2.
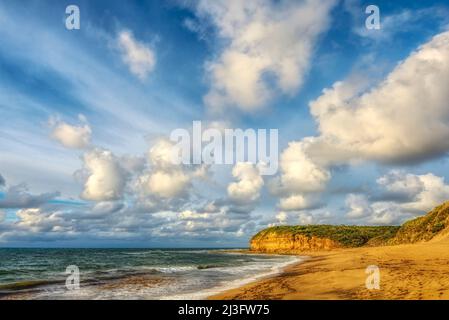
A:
390;201;449;244
250;225;399;253
251;201;449;253
250;233;341;253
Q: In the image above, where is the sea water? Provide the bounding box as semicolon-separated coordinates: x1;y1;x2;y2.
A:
0;248;302;299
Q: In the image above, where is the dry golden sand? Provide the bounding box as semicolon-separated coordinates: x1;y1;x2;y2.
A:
210;238;449;300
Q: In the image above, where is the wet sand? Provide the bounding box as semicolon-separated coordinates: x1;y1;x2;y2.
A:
209;239;449;300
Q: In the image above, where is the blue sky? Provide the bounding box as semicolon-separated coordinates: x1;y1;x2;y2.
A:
1;0;449;247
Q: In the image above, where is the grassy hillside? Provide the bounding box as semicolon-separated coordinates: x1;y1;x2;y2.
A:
390;201;449;244
251;201;449;250
252;225;400;248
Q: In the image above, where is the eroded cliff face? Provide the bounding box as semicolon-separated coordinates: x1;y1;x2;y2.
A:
250;232;341;253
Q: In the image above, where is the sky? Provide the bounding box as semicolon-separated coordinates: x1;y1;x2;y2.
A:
1;0;449;247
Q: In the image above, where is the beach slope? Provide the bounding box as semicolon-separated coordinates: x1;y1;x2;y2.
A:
211;202;449;300
210;240;449;300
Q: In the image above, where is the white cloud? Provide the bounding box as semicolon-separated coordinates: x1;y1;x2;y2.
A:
148;138;176;170
16;208;69;233
268;139;330;213
279;194;311;211
351;6;449;43
140;170;190;199
50;115;91;149
273;140;331;194
80;149;128;201
0;184;59;209
309;30;449;165
179;210;210;220
345;195;400;225
193;0;336;112
117;30;156;80
268;30;449;211
91;201;124;215
345;193;373;219
275;211;288;224
298;212;314;225
227;162;264;204
345;171;449;225
367;205;400;225
136;138;208;202
377;171;449;213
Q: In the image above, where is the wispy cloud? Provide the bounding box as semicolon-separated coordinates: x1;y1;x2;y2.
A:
117;30;156;80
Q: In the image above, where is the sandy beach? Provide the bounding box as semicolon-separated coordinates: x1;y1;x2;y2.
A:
210;237;449;300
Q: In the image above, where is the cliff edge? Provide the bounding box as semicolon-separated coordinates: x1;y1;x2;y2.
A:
250;225;399;253
251;201;449;253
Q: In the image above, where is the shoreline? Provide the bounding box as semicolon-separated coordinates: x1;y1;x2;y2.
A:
0;250;301;300
209;240;449;300
165;253;303;300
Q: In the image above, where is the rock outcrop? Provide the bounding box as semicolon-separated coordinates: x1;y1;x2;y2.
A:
250;201;449;254
249;225;400;253
250;233;341;253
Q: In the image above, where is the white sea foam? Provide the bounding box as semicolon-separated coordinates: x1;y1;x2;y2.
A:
10;251;306;300
161;254;306;300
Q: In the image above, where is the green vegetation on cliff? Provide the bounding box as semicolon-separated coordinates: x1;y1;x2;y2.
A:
390;201;449;244
251;201;449;252
252;225;400;248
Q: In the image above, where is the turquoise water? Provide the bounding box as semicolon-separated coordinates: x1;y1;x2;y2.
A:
0;248;300;299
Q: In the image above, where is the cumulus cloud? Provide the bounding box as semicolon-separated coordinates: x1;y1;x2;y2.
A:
0;189;254;246
91;201;124;215
79;149;128;201
192;0;336;112
50;115;91;149
309;30;449;165
268;30;449;210
269;140;329;211
345;193;373;219
227;162;264;205
179;210;210;220
0;184;59;209
345;171;449;225
275;211;288;224
147;138;177;170
16;208;69;233
298;212;314;225
137;139;190;199
117;30;156;80
377;171;449;213
272;210;317;226
272;140;330;194
134;138;209;208
0;174;5;187
140;170;190;199
279;194;312;211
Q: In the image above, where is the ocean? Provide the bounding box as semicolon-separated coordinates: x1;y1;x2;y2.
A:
0;248;301;299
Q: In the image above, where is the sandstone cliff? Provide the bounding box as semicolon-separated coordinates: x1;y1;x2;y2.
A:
250;225;399;253
250;201;449;253
250;233;341;253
